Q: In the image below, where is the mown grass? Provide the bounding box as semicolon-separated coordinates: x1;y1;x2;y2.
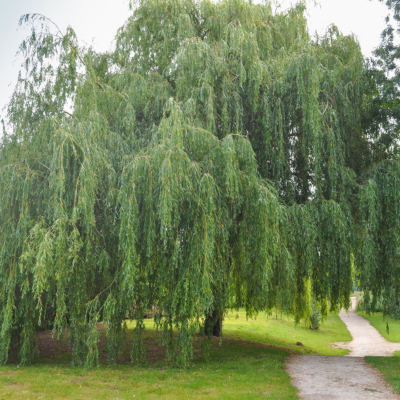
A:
222;309;351;355
366;355;400;395
0;309;352;399
0;339;296;400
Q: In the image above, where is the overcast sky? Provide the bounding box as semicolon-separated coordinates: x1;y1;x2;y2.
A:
0;0;390;121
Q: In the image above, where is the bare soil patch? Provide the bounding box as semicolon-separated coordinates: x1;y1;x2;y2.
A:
6;322;288;366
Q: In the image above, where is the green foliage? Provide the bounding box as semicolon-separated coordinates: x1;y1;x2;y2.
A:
0;0;397;367
309;300;321;330
357;0;400;314
364;0;400;163
356;161;400;314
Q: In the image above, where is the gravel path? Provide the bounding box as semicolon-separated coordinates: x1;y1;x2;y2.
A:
287;297;400;399
335;297;400;357
287;355;398;399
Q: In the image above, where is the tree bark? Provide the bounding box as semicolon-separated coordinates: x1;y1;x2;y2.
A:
204;309;222;337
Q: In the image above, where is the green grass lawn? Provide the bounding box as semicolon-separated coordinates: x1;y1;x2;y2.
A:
366;355;400;395
223;310;351;356
0;339;296;400
0;309;352;399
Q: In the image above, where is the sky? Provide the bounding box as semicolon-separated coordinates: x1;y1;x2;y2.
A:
0;0;390;121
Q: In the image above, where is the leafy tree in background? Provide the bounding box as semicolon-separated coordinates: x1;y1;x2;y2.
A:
0;0;398;367
358;0;400;314
365;0;400;162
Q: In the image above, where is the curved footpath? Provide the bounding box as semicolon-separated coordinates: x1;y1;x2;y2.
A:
287;297;400;399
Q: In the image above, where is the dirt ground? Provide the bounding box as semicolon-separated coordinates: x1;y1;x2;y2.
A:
287;297;400;399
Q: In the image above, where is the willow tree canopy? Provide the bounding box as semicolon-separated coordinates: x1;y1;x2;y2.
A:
0;0;398;367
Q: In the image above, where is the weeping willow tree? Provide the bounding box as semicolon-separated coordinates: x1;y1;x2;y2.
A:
357;0;400;314
0;0;396;367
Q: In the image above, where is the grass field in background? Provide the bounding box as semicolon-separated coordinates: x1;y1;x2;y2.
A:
0;309;352;399
350;292;364;302
222;310;351;356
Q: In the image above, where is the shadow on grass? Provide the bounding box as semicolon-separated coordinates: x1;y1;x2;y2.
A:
1;325;297;400
0;309;353;398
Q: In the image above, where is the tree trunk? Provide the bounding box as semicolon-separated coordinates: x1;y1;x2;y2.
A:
204;309;222;337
